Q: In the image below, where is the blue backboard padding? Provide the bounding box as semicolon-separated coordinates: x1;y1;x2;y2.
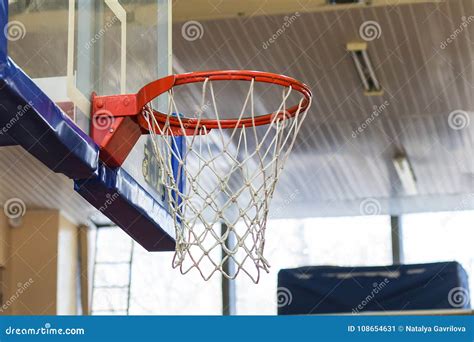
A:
0;58;99;178
74;163;176;251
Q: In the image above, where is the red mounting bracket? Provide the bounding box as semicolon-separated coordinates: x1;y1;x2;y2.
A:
90;75;196;168
90;93;143;168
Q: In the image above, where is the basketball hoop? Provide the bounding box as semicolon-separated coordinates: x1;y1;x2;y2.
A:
91;70;312;283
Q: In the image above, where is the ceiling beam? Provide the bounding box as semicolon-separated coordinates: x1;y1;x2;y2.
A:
9;0;445;32
172;0;445;22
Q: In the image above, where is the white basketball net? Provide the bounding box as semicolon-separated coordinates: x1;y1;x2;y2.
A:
142;77;310;283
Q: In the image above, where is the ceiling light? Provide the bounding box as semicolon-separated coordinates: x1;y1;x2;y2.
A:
347;42;384;96
393;154;417;195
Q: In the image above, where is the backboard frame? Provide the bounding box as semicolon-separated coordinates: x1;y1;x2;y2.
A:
0;0;177;251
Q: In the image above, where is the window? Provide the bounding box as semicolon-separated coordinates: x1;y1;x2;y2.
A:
402;211;474;294
92;226;222;315
235;216;391;315
92;212;474;315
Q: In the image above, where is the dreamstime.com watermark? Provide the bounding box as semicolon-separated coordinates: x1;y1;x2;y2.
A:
352;100;390;138
84;15;119;50
171;101;212;131
5;323;85;336
277;287;293;308
92;109;115;131
3;20;26;41
0;101;33;135
193;101;212;117
98;192;119;212
448;110;471;130
440;16;474;50
262;12;300;49
270;189;300;218
448;287;470;308
352;278;390;314
0;278;34;313
182;21;204;41
359;198;382;216
3;198;26;219
359;20;382;42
